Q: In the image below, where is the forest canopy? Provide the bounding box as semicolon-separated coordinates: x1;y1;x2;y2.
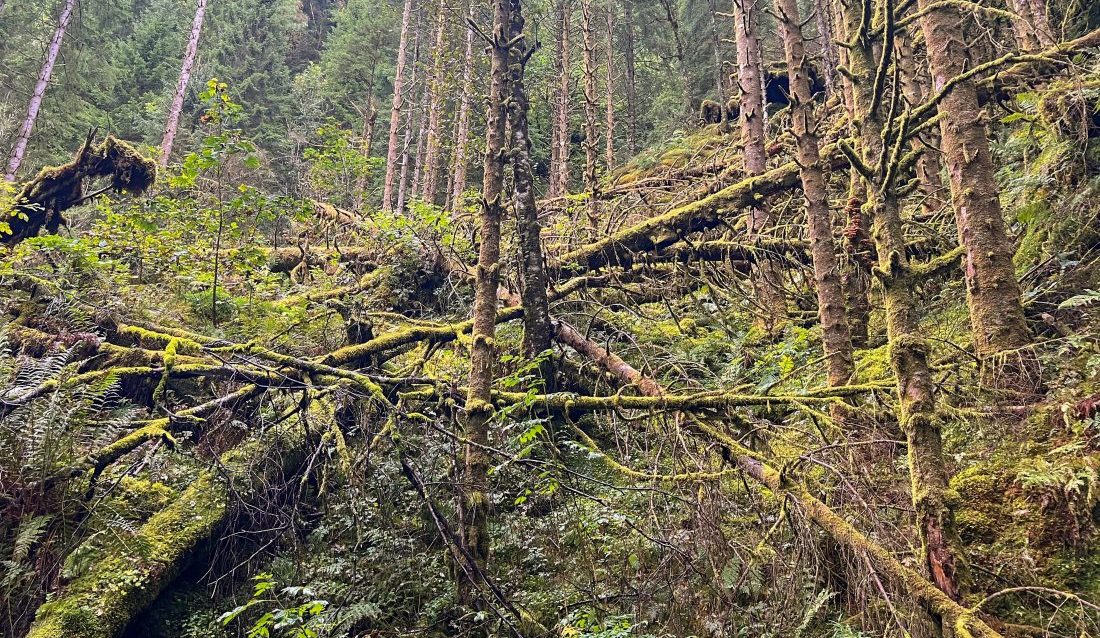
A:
2;0;1100;636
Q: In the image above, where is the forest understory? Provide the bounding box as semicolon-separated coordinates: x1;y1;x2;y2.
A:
2;0;1100;636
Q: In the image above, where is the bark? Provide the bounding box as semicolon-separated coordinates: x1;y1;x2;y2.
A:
1005;0;1040;51
26;398;322;638
506;4;553;359
581;0;601;232
421;5;449;205
159;0;207;169
549;0;572;198
916;0;1038;392
812;0;839;96
896;27;945;214
776;0;854;386
1027;0;1055;47
458;0;510;607
4;0;78;181
732;0;787;334
603;0;616;171
381;0;416;211
449;4;477;212
622;0;638;155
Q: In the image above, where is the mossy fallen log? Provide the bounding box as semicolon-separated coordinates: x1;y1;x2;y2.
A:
2;134;156;246
554;302;1004;638
549;148;844;279
26;398;325;638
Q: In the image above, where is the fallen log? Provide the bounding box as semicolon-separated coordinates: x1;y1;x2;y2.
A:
2;134;156;246
26;395;328;638
547;302;1003;638
549;148;845;279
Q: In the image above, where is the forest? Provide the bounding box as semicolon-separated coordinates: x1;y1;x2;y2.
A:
1;0;1100;634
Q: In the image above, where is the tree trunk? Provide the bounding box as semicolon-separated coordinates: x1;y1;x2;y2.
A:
449;2;477;212
896;27;945;215
916;0;1038;392
776;0;853;386
159;0;207;169
812;0;839;96
707;0;727;104
840;0;968;610
397;9;424;212
657;0;691;117
732;0;786;334
622;0;638;155
603;0;616;171
581;0;601;232
421;4;449;205
549;0;572;198
381;0;415;212
411;40;432;202
4;0;78;181
353;59;380;212
507;0;553;360
458;0;509;609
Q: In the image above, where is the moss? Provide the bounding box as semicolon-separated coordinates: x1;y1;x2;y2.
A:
27;401;315;638
853;343;892;384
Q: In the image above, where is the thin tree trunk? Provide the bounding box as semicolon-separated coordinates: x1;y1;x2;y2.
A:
549;0;572;198
5;0;78;181
812;0;839;96
421;4;449;205
707;0;727;104
657;0;691;117
603;0;616;171
398;9;424;212
776;0;853;386
382;0;415;211
458;0;510;609
732;0;786;334
411;41;432;201
581;0;601;232
896;28;945;214
449;3;477;212
507;0;552;359
159;0;207;169
353;59;381;212
916;1;1038;391
622;0;637;155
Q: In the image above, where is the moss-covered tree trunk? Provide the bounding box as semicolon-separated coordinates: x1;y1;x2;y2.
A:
896;27;946;215
581;0;601;233
916;0;1039;393
457;0;509;610
776;0;853;387
506;4;553;360
841;0;969;610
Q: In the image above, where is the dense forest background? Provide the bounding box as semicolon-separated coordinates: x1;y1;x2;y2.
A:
3;0;1100;636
